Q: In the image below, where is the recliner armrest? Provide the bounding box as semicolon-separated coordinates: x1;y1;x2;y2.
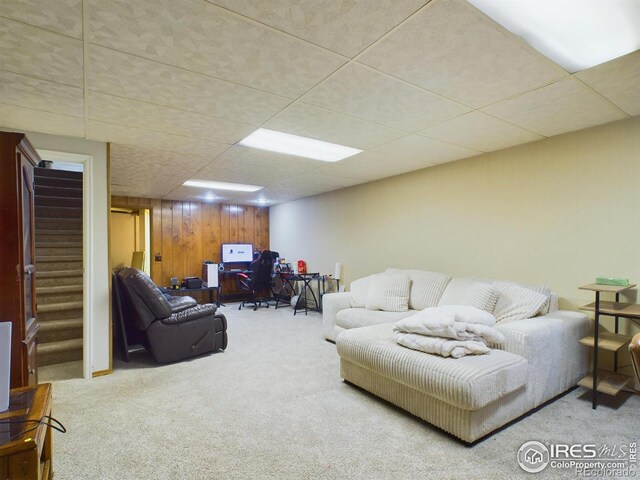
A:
161;304;217;325
165;295;198;313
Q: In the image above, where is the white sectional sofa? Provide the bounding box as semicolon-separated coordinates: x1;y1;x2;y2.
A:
322;268;589;443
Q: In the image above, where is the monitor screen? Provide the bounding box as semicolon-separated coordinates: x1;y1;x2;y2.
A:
222;244;253;263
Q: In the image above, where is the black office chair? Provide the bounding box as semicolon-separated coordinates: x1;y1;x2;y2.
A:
236;250;276;310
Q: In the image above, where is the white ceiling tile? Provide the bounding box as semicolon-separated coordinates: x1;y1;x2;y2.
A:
208;0;428;58
165;184;264;204
302;63;470;132
88;92;255;144
482;77;628;137
576;50;640;116
110;143;213;197
88;0;345;98
0;17;83;87
86;121;229;159
0;0;83;39
373;134;480;164
88;45;292;125
0;103;84;137
0;70;84;117
318;150;434;181
358;0;567;108
418;111;544;152
264;102;406;150
196;145;318;186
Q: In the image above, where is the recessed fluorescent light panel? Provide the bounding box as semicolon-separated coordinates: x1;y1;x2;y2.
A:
238;128;362;162
183;180;263;192
468;0;640;73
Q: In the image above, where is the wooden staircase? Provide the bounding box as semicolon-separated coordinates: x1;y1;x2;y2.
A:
34;167;84;367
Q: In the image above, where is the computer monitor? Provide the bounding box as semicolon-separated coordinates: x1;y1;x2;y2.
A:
221;244;253;263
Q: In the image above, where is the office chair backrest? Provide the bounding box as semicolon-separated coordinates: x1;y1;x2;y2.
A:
250;250;275;290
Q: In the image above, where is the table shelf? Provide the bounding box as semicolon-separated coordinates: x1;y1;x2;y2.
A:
579;283;636;293
579;332;631;352
580;301;640;319
578;370;632;396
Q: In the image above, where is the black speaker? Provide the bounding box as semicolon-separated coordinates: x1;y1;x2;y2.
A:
218;264;225;272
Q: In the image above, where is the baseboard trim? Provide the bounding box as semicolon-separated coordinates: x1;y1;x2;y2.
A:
92;368;112;378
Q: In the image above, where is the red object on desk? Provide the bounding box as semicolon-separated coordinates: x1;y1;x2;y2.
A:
297;260;307;274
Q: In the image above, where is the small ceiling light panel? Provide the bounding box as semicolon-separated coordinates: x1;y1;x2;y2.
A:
239;128;362;162
468;0;640;72
184;180;263;192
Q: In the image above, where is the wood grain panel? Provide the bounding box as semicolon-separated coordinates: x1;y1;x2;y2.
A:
111;196;269;288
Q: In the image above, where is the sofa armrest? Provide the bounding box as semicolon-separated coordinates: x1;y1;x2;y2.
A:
493;310;590;407
322;292;351;342
160;304;217;325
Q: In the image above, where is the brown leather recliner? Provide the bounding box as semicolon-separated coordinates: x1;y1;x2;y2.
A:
114;268;227;363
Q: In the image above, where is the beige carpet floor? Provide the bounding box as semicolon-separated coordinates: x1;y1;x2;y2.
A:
40;305;639;480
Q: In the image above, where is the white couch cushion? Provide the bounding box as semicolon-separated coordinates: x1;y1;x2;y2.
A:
335;308;414;330
438;278;498;312
349;275;371;308
385;268;451;310
492;281;548;323
365;273;410;312
337;323;528;410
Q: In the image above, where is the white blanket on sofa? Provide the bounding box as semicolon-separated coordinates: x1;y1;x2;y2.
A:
393;331;490;358
393;305;506;344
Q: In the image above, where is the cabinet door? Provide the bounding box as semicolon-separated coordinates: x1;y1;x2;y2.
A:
21;161;36;330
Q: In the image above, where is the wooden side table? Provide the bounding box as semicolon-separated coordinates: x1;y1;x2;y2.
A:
578;283;636;409
0;383;53;479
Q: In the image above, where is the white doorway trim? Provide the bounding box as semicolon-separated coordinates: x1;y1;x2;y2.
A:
37;149;94;380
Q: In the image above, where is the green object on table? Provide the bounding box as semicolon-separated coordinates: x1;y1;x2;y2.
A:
595;276;630;286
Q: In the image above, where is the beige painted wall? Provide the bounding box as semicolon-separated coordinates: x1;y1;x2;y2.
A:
110;211;137;270
270;116;640;341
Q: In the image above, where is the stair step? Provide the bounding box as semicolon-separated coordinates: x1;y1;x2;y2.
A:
35;185;82;198
37;247;82;257
33;176;82;189
39;318;83;330
36;242;82;248
38;283;83;295
35;206;82;218
37;270;83;279
34;168;82;180
37;338;83;367
37;292;83;305
35;218;82;230
38;318;83;344
37;255;83;262
38;308;83;321
38;301;83;313
35;195;82;208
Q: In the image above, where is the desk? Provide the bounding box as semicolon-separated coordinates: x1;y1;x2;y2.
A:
160;286;220;307
0;383;54;479
281;273;321;315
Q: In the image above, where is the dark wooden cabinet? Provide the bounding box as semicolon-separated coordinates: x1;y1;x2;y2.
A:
0;131;40;388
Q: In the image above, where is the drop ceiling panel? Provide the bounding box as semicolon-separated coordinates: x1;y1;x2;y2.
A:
482;77;628;137
0;0;83;39
88;0;346;98
208;0;428;58
0;17;83;87
302;63;471;132
418;111;544;152
318;150;434;181
88;45;292;125
0;103;84;137
374;134;480;164
196;145;318;186
358;0;567;108
0;70;84;117
264;102;406;150
576;50;640;116
165;184;263;204
110;143;212;197
86;121;229;159
89;92;255;143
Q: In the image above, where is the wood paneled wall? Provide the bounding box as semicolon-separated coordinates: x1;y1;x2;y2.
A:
111;196;269;288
